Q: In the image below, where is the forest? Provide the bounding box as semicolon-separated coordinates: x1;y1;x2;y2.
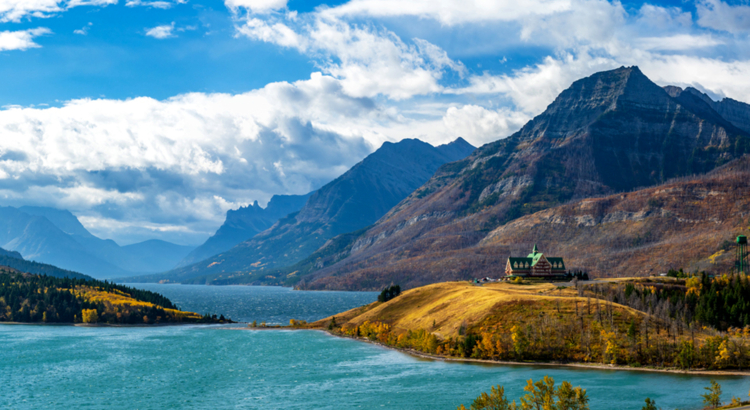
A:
324;273;750;371
0;269;223;324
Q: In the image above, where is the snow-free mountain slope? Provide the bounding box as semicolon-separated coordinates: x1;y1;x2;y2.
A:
138;137;476;283
175;193;311;268
294;66;750;290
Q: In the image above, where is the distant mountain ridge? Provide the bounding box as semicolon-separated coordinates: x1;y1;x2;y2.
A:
282;66;750;290
134;137;476;284
174;193;311;268
0;206;194;278
0;246;92;280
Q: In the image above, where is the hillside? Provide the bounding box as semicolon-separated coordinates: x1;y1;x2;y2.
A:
139;137;475;284
175;193;311;268
0;206;194;278
0;269;224;324
310;276;750;370
305;155;750;289
292;66;750;290
0;246;92;280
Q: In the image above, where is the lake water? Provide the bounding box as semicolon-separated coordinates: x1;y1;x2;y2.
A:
129;284;378;324
2;284;749;410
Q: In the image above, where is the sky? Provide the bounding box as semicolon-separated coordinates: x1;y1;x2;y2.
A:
1;0;750;246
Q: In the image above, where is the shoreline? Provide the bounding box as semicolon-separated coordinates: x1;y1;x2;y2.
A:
0;321;224;328
253;326;750;377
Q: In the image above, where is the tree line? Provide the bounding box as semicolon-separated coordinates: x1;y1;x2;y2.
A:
0;269;223;324
459;378;748;410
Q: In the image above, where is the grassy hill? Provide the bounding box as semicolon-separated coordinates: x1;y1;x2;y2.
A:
307;276;750;371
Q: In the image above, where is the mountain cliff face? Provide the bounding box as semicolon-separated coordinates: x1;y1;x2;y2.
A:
0;206;194;278
294;66;750;290
665;86;750;135
143;137;476;283
174;193;311;267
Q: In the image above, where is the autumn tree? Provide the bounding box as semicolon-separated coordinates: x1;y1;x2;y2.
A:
701;380;722;409
459;378;587;410
457;385;513;410
82;308;98;324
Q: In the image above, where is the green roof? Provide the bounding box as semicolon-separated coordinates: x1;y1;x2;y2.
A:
508;245;566;272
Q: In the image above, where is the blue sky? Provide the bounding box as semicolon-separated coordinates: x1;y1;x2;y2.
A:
1;0;750;245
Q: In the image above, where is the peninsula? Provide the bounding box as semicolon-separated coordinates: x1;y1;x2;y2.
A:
301;273;750;373
0;267;226;325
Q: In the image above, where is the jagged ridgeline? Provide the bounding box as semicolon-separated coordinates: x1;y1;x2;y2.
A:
0;269;219;324
294;66;750;290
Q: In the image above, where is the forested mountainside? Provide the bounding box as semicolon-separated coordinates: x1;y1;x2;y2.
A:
0;206;194;278
286;66;750;290
0;247;92;280
138;137;475;284
175;193;311;268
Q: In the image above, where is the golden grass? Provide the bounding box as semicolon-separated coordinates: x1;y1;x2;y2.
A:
313;279;708;341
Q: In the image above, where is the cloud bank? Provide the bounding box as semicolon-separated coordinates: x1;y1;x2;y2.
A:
4;0;750;244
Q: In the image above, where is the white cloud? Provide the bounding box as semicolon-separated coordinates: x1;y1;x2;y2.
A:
145;22;176;39
638;55;750;103
518;0;625;49
449;53;617;114
237;17;304;48
0;27;51;51
126;0;187;9
443;105;529;142
0;73;383;243
637;34;723;51
0;0;61;22
73;22;92;35
697;0;750;34
225;0;287;14
635;5;692;30
236;15;465;100
321;0;572;26
0;0;116;23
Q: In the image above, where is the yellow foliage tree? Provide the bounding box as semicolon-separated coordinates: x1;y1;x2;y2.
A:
82;309;98;324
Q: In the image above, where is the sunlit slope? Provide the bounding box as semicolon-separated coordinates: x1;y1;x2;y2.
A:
313;281;647;339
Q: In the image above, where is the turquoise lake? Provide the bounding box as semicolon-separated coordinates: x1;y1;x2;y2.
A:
3;284;749;409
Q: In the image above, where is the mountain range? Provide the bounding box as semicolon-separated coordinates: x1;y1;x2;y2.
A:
286;66;750;290
130;137;476;283
0;245;92;280
0;206;194;278
174;193;311;268
164;65;750;290
13;66;750;290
